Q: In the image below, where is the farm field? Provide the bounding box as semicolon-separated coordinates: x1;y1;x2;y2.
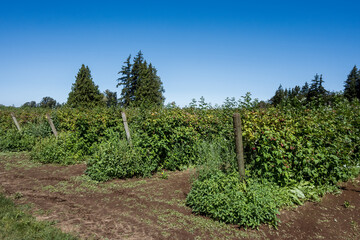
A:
1;152;359;240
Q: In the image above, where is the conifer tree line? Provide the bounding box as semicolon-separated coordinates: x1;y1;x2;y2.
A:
64;51;164;108
270;65;360;106
18;62;358;109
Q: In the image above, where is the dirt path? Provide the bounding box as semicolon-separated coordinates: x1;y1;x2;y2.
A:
0;152;359;240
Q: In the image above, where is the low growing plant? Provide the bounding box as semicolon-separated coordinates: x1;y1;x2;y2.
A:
186;170;288;228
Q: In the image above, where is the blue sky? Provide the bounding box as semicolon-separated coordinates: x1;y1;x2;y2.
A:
1;0;359;107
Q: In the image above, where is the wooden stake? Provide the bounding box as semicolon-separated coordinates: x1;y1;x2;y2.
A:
121;112;132;146
10;113;21;131
46;113;58;137
233;113;245;180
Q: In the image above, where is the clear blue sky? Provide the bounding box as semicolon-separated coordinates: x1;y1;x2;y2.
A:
1;0;359;107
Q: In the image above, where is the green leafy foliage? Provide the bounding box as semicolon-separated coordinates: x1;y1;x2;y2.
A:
186;167;342;228
185;95;359;228
129;107;233;172
0;107;49;131
2;96;359;185
55;107;125;157
86;129;151;181
1;94;360;229
78;107;234;181
242;99;360;186
186;140;285;228
0;114;52;152
195;138;237;177
186;170;286;228
31;132;86;165
0;129;36;152
186;139;345;228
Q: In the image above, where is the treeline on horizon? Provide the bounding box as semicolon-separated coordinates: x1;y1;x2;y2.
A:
2;51;360;109
270;65;360;107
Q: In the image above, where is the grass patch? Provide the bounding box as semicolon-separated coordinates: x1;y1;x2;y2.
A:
40;175;150;195
121;180;148;189
0;152;41;171
153;208;263;240
41;175;112;195
0;193;78;240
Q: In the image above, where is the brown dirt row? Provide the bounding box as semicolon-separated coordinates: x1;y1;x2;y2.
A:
0;152;359;240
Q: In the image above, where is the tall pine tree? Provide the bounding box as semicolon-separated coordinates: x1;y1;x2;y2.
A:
300;82;309;97
357;68;360;99
117;55;133;106
104;89;118;107
67;64;104;108
130;51;145;105
344;65;359;101
117;51;165;107
270;84;285;106
134;62;165;107
307;74;327;102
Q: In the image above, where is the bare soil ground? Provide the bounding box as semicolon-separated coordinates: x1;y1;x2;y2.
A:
0;152;359;240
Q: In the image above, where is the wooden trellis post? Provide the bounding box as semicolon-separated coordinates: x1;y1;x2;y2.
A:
121;112;132;146
233;113;245;181
46;113;58;137
10;113;21;131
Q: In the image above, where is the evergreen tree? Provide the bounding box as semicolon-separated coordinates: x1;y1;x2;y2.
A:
270;84;285;106
286;85;302;106
291;85;301;99
307;74;327;102
104;90;118;107
117;55;132;106
344;65;359;101
284;88;289;99
134;63;165;107
300;82;309;97
318;74;327;96
357;68;360;99
67;64;104;108
117;51;165;107
129;51;145;106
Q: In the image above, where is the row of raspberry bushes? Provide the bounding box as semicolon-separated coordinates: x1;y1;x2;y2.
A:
1;97;359;186
0;107;53;151
186;97;360;228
